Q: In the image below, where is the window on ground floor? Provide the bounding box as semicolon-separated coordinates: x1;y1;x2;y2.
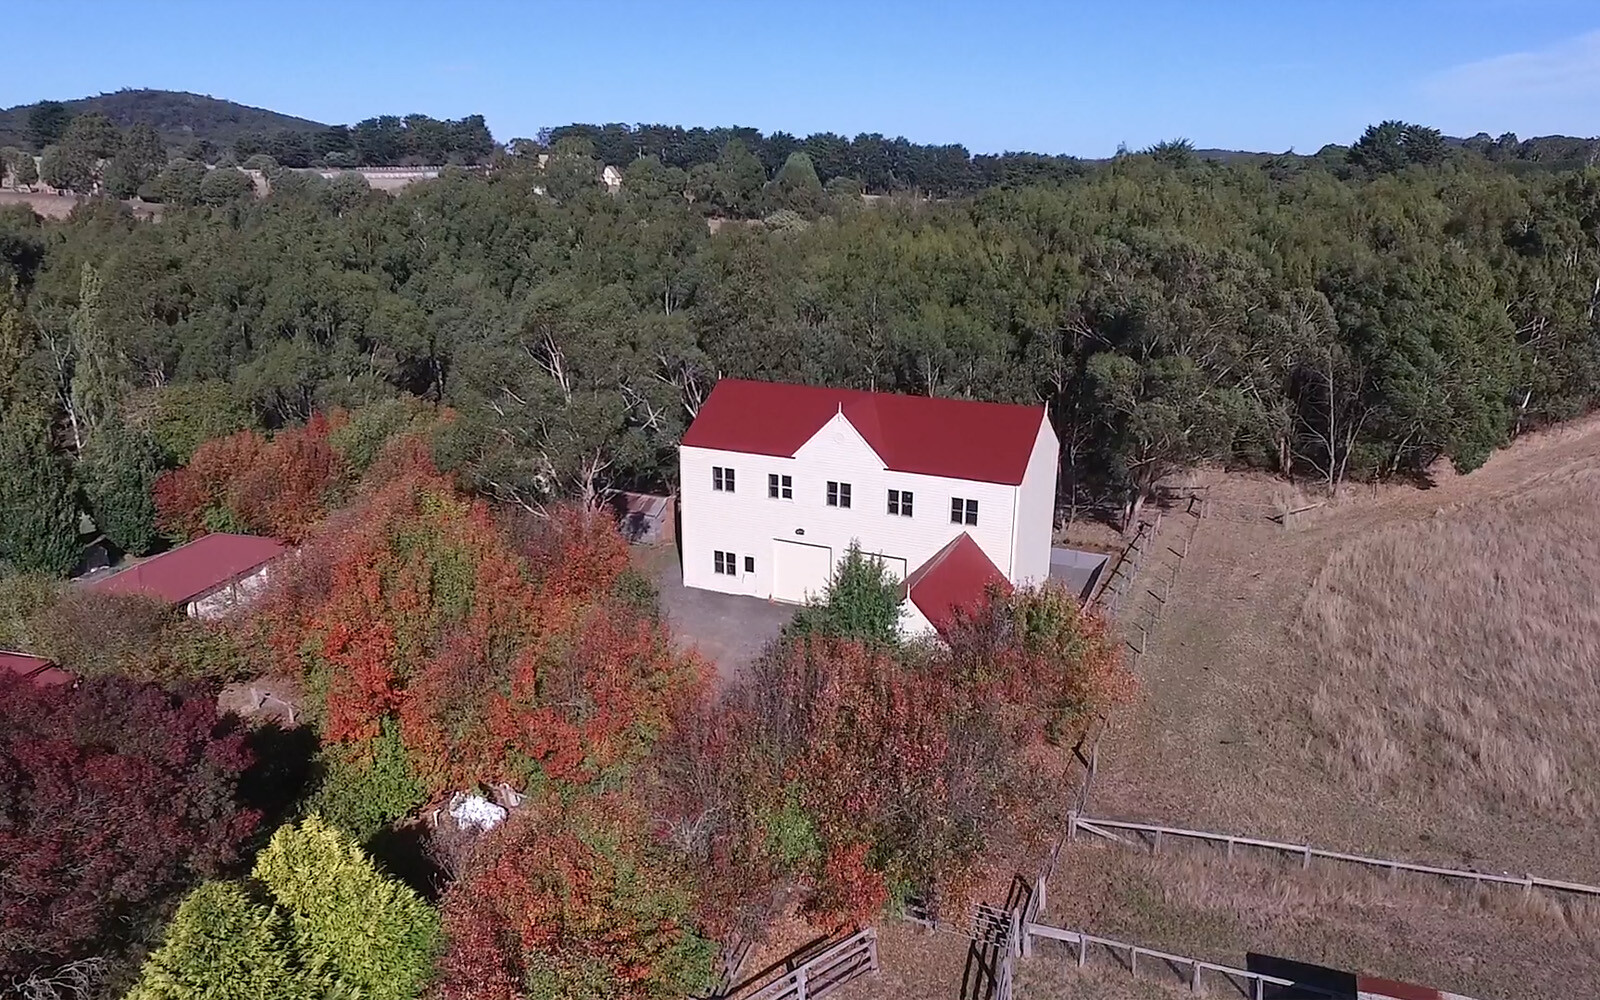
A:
714;550;735;574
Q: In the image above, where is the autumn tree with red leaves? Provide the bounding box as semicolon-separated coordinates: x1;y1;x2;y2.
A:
0;675;258;983
435;794;713;1000
154;411;351;542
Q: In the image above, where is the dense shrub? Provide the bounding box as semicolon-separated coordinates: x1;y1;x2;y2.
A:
126;882;313;1000
785;544;903;646
154;411;350;542
129;819;438;1000
0;570;60;649
23;588;176;678
436;795;713;1000
0;676;257;980
252;817;441;1000
307;718;427;842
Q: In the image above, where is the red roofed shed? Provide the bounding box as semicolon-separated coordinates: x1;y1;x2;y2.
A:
90;533;287;619
903;533;1011;637
681;379;1046;485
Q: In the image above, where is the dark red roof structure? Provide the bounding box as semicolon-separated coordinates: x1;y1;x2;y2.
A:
903;534;1011;636
681;379;1046;485
89;533;286;605
0;650;73;687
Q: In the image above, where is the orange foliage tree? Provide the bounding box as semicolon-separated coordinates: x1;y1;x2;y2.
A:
435;794;714;1000
254;455;704;798
653;584;1131;933
154;411;351;542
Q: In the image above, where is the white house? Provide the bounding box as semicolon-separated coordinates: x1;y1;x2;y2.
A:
678;379;1058;637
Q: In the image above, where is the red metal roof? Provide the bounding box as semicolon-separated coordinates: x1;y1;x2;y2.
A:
0;650;73;687
681;379;1046;485
1358;976;1444;1000
89;533;286;606
904;534;1011;636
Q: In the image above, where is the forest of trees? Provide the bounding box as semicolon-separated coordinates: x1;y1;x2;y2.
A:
4;95;498;169
4;117;1599;565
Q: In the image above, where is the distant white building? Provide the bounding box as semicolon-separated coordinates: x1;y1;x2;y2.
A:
601;164;623;192
678;379;1058;638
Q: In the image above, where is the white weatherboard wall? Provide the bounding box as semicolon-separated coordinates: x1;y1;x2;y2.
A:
187;564;274;620
680;410;1056;604
1010;414;1059;586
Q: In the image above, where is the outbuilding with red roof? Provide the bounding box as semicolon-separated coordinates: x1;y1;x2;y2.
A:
678;378;1057;634
89;532;287;620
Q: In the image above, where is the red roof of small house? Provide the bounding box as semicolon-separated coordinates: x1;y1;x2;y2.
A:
903;534;1011;636
89;533;286;606
0;650;73;687
681;379;1046;485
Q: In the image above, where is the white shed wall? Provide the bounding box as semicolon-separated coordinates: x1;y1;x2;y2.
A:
187;563;274;620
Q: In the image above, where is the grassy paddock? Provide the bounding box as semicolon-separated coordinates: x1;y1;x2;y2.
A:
1303;462;1600;823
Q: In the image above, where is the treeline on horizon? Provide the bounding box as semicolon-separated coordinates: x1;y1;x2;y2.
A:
1;116;1599;574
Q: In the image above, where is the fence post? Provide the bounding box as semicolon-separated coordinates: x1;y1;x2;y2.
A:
1012;906;1024;958
1191;959;1201;992
1253;977;1264;1000
1036;875;1046;917
1077;934;1088;968
1302;844;1312;869
795;964;808;1000
866;929;880;972
1068;812;1078;842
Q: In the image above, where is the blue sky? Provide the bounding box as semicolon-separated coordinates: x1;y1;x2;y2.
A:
5;0;1598;156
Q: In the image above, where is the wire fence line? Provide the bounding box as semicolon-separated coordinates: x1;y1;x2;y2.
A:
1069;814;1600;899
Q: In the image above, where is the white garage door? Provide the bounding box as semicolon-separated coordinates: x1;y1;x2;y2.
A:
772;540;833;604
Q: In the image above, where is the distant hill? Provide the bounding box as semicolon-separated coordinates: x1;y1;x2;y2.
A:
0;89;328;151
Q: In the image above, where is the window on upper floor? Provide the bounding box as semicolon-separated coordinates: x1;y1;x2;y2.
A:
827;481;852;508
950;497;978;525
887;489;914;517
712;466;735;492
714;550;735;575
768;473;793;499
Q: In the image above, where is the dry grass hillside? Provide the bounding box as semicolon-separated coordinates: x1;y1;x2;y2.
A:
1303;467;1600;825
1038;416;1600;1000
1089;415;1600;880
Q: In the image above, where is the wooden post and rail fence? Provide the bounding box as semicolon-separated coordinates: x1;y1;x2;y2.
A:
1068;813;1600;898
716;928;879;1000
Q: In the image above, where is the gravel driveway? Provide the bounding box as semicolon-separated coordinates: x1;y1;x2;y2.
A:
641;545;794;689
